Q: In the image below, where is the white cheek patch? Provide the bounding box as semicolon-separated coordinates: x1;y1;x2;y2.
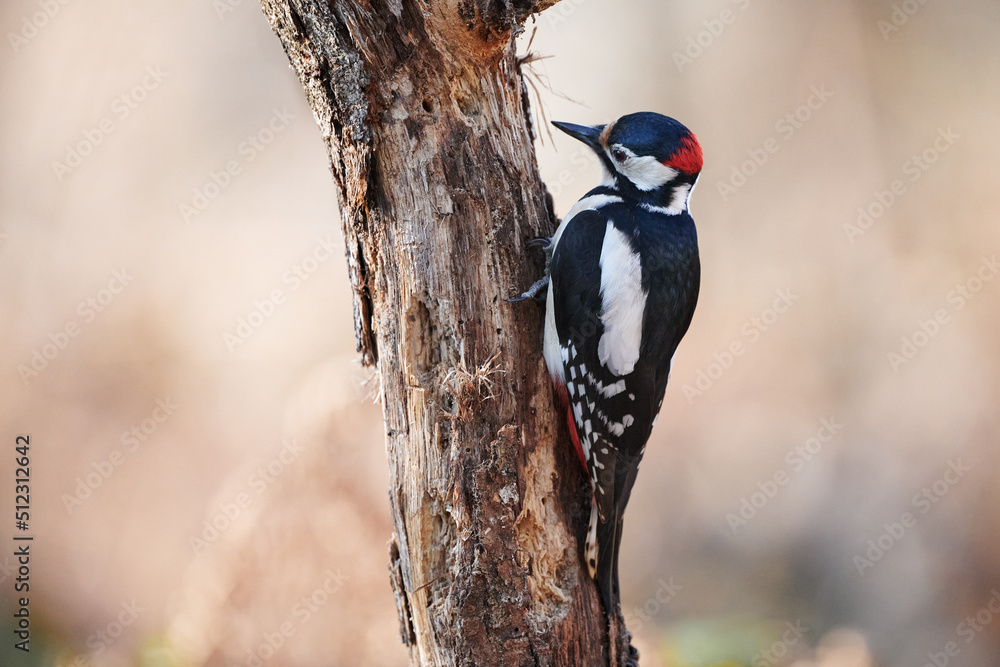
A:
597;221;647;376
686;175;699;214
642;182;692;216
620;155;679;192
669;182;692;211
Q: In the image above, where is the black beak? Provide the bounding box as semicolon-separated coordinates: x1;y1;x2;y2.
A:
551;121;605;150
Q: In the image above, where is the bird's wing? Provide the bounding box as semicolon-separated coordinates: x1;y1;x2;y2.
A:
549;207;647;601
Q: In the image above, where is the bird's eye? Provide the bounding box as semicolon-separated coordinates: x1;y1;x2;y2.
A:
611;147;627;163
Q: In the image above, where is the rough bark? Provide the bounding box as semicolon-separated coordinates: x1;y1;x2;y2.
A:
260;1;628;664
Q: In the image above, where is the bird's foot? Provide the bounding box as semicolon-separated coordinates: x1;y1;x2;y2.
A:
507;236;553;303
506;274;549;303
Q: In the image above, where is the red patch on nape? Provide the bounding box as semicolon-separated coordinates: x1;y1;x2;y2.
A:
664;132;703;174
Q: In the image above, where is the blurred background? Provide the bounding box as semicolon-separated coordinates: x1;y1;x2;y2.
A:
1;0;998;665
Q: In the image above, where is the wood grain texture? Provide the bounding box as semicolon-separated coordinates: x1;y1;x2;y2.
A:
260;1;630;664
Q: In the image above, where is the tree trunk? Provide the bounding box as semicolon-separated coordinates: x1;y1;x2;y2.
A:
260;1;629;664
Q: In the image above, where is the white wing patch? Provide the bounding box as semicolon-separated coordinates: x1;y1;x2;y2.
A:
598;221;646;376
549;193;622;252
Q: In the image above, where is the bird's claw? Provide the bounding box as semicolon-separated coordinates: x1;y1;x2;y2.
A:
529;236;555;268
507;236;553;303
506;274;549;304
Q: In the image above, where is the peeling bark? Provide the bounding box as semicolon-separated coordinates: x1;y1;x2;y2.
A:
260;1;625;664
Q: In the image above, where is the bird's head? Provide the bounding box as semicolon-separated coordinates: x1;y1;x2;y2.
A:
552;112;702;209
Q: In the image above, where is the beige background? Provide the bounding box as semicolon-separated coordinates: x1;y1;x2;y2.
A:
2;0;999;665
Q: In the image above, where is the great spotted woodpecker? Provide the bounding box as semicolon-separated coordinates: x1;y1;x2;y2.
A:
517;112;702;615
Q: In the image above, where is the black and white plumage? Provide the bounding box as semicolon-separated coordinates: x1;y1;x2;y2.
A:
541;113;702;614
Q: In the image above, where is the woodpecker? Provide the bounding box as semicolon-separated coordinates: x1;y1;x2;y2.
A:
519;112;702;614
